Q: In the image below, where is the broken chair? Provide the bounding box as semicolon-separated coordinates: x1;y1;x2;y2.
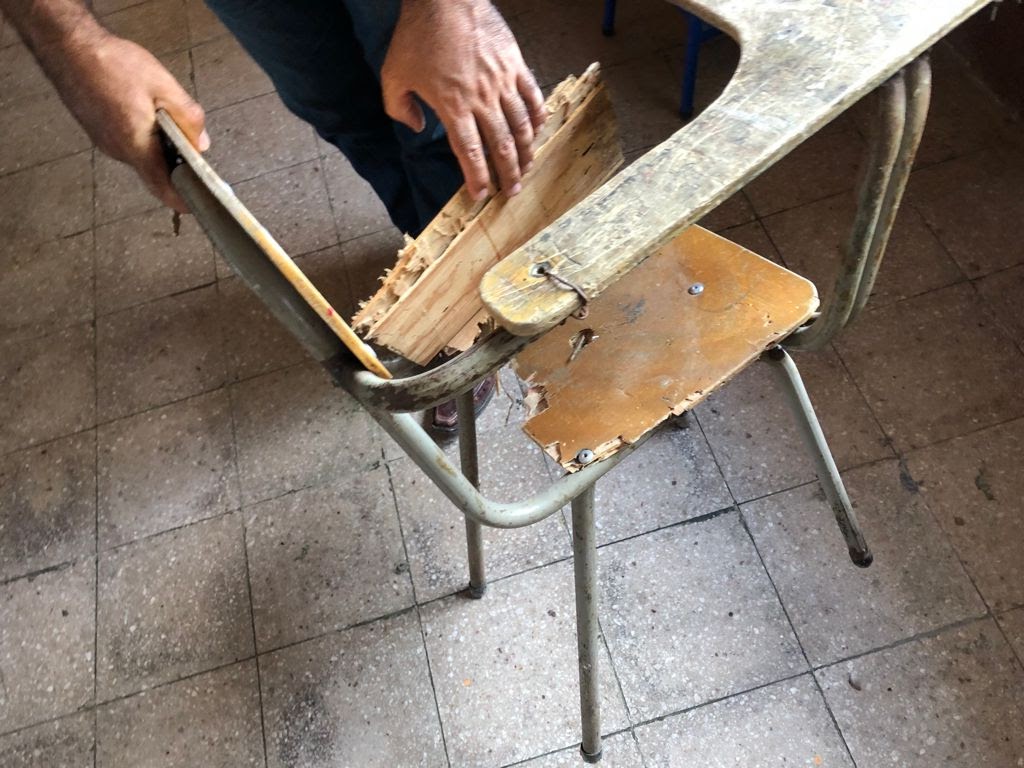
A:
158;0;982;759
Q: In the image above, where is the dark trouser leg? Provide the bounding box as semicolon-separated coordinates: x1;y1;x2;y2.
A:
203;0;460;235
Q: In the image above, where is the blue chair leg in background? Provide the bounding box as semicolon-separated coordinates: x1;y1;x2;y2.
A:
600;1;722;119
602;0;617;36
679;9;722;118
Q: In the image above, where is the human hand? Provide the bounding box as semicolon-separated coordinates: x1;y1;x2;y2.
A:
381;0;546;200
56;28;208;212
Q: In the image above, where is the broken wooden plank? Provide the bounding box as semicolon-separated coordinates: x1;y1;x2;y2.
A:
352;64;623;365
513;226;819;470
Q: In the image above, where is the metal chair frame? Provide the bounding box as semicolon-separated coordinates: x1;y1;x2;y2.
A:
168;55;930;764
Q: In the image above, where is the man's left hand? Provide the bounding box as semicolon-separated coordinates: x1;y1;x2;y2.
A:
382;0;546;201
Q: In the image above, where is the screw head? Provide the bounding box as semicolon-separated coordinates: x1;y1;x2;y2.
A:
576;449;596;465
688;283;704;296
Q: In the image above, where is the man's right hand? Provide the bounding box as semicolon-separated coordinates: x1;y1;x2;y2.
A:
56;28;209;212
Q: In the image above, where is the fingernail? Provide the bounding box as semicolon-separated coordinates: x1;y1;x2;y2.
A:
198;129;211;152
508;183;522;196
473;187;488;201
524;161;534;173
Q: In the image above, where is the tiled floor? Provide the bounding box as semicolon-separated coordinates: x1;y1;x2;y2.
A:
1;0;1023;766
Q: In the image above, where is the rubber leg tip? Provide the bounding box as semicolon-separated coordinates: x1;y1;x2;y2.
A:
850;550;874;568
580;745;603;764
468;583;487;599
601;26;615;36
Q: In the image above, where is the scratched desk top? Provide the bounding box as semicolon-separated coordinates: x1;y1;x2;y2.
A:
480;0;987;336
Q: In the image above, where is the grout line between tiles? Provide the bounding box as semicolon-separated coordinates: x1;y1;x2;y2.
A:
240;520;271;768
383;459;454;768
736;508;862;768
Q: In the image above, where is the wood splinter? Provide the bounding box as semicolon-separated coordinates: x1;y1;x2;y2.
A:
352;63;623;365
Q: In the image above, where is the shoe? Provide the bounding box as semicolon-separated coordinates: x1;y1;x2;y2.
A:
431;375;497;432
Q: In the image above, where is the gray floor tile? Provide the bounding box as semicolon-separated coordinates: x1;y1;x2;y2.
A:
205;94;319;184
818;619;1024;767
907;44;1021;169
0;711;94;768
420;560;629;767
0;90;90;174
715;219;781;263
0;432;96;581
95;207;216;315
0;322;95;455
744;128;866;217
975;264;1024;348
232;160;338;258
0;559;95;732
0;152;92;247
0;231;94;344
0;43;51;106
97;389;239;550
598;512;806;721
519;732;643;768
588;420;731;546
193;34;274;111
906;418;1024;612
187;0;229;44
390;425;569;602
908;149;1024;278
835;282;1024;452
260;611;446;768
96;285;227;422
99;0;189;56
697;348;891;502
996;607;1024;663
698;190;756;233
93;151;160;227
322;149;395;242
231;362;382;505
635;676;853;768
246;467;412;651
511;0;688;89
95;660;264;768
744;459;985;667
603;51;688;154
96;514;253;701
763;192;966;308
219;245;351;381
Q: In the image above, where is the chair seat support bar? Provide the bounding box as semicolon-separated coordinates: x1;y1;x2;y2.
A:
764;347;873;566
362;406;645;530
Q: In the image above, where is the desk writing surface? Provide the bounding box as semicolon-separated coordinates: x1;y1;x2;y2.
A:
480;0;987;336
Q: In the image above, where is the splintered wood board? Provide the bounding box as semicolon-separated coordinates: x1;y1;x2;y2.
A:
513;226;819;471
352;64;623;365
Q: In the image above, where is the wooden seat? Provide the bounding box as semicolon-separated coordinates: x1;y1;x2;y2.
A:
513;225;818;469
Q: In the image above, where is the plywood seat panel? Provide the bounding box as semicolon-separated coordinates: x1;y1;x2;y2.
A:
514;225;818;469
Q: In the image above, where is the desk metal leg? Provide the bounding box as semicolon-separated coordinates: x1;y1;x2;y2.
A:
765;347;873;567
572;484;603;762
456;390;487;597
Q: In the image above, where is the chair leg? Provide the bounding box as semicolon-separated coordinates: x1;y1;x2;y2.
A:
765;347;874;567
601;0;617;36
572;483;603;762
679;11;704;118
456;390;487;597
